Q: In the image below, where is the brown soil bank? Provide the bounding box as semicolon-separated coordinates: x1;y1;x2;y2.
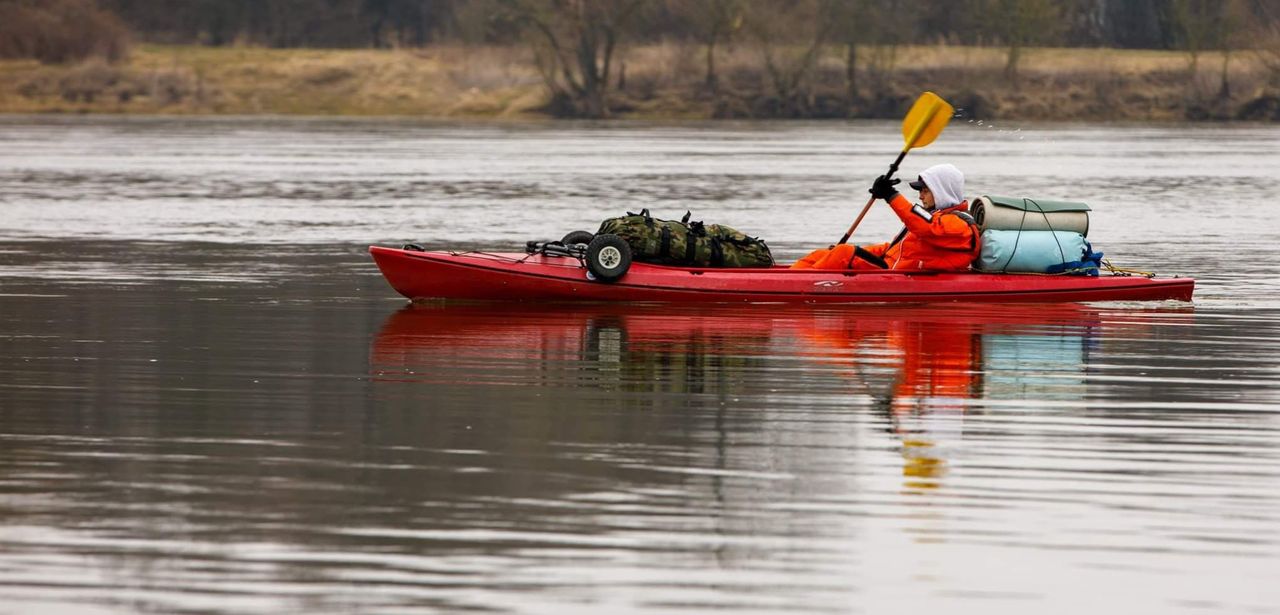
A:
1;44;1277;121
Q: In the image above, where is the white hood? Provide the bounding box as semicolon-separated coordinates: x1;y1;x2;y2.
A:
918;163;965;209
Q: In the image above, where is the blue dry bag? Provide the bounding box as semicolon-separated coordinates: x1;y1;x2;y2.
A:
977;230;1101;275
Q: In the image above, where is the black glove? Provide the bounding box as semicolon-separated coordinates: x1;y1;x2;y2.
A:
869;174;901;201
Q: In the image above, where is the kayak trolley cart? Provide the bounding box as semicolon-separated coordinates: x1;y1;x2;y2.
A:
525;232;633;283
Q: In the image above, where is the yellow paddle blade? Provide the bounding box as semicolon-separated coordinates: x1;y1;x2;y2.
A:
901;91;954;150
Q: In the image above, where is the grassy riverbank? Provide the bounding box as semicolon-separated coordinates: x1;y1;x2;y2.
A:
2;43;1277;121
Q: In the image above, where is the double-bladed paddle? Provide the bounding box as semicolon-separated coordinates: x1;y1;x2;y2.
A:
837;91;955;244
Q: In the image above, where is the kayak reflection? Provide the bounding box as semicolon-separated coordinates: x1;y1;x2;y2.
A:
371;301;1191;488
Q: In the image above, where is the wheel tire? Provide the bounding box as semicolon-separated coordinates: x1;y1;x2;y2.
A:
585;234;631;283
561;230;595;246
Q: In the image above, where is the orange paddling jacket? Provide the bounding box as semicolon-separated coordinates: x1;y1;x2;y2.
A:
794;194;980;271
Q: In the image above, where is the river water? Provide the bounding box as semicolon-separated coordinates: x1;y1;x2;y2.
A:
1;116;1279;614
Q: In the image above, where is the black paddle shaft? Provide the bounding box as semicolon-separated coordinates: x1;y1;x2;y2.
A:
884;150;908;179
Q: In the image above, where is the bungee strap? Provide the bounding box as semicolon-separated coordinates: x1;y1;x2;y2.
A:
462;248;585;268
1101;259;1156;278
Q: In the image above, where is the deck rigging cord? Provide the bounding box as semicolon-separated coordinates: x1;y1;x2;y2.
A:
1101;259;1156;278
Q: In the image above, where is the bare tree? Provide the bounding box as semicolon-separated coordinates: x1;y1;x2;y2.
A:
983;0;1061;85
1257;1;1280;91
742;0;835;117
1170;0;1217;79
500;0;646;118
1171;0;1252;100
829;0;868;104
828;0;902;106
1214;0;1252;100
668;0;744;92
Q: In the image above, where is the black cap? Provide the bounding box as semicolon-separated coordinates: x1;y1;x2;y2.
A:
908;176;927;190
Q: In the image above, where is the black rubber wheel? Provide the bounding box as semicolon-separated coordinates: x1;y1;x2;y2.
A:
585;233;631;283
561;230;595;246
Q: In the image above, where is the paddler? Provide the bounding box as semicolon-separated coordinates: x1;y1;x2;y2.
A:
792;163;980;270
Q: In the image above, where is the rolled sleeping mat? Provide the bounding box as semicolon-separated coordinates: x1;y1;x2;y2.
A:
972;195;1090;237
976;229;1090;273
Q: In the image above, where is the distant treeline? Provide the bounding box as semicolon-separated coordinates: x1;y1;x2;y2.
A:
2;0;1273;51
97;0;1278;50
3;0;1280;120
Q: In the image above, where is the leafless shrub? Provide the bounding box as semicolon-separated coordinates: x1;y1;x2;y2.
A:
16;60;209;108
303;66;358;87
147;69;203;105
1256;9;1280;90
57;59;126;102
0;0;131;64
433;45;541;90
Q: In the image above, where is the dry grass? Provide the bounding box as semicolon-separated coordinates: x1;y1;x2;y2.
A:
0;42;1275;120
0;44;546;116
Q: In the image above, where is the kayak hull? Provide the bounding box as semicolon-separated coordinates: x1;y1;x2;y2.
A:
369;246;1195;304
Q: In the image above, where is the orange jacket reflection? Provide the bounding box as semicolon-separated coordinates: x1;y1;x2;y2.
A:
804;314;980;404
889;321;981;403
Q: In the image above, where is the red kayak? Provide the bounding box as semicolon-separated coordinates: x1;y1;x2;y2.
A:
368;246;1194;304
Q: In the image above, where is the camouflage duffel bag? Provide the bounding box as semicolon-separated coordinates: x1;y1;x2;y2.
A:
595;209;774;268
